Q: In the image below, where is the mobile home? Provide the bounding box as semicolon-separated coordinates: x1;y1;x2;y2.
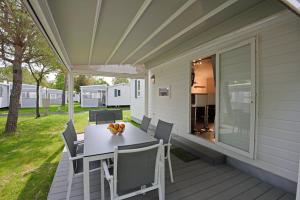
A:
0;82;10;108
107;83;130;106
20;84;46;108
46;88;63;105
80;85;107;107
130;79;145;123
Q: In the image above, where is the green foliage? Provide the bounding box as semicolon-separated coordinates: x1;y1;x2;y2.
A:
74;75;91;93
0;67;37;85
0;109;131;199
94;78;108;85
53;72;65;90
112;77;129;85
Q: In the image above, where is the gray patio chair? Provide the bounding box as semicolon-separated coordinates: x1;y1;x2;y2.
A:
96;111;116;124
89;109;123;123
66;120;84;153
140;116;151;133
103;140;164;200
61;125;100;200
154;119;174;183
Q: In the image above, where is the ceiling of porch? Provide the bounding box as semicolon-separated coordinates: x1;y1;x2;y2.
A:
25;0;284;76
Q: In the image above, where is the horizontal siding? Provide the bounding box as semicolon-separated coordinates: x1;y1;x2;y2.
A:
149;58;190;136
148;11;300;182
130;79;145;121
256;12;300;178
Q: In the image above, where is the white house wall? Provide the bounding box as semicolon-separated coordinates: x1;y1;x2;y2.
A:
0;84;9;108
80;85;107;108
148;11;300;182
107;84;130;106
130;79;145;122
20;84;45;108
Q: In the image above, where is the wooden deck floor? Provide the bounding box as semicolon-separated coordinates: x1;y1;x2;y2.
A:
48;151;295;200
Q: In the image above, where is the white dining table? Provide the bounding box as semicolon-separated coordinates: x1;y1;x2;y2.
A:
83;122;165;200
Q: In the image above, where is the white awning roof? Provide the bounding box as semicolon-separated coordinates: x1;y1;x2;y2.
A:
23;0;273;77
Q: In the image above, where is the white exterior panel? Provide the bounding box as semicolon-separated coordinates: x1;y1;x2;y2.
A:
148;11;300;182
0;83;10;108
107;84;130;106
80;85;107;108
130;79;145;122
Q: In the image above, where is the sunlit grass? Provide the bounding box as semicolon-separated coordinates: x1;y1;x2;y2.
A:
0;108;131;199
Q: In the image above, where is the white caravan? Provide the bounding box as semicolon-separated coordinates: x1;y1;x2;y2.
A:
80;85;107;108
107;83;130;107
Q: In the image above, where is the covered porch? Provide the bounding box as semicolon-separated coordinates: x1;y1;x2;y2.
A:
23;0;300;199
48;140;295;200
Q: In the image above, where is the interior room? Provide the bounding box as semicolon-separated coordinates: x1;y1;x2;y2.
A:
191;55;216;142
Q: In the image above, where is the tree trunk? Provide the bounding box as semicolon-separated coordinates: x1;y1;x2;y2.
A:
61;74;67;106
35;82;40;118
4;47;23;134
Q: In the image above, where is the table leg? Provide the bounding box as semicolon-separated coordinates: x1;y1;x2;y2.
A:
101;160;105;200
84;157;90;200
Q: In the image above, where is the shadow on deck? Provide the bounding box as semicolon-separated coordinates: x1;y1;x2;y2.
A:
47;151;295;200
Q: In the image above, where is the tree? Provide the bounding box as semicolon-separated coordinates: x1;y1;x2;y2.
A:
94;78;108;85
0;66;36;84
74;75;91;93
0;0;41;134
26;34;61;118
54;70;67;106
112;77;129;85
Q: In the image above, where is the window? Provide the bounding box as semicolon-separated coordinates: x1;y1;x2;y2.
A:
28;92;36;98
0;86;2;97
50;94;56;99
83;92;91;99
135;80;141;98
114;89;121;97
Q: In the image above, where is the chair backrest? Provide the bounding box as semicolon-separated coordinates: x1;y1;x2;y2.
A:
140;116;151;132
96;111;115;124
154;120;173;144
89;109;123;122
61;125;77;171
66;120;77;142
114;140;162;196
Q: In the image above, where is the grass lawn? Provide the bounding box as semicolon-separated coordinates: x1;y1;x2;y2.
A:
0;103;130;115
0;108;132;200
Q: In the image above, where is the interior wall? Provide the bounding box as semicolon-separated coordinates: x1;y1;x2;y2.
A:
148;11;300;182
191;59;215;94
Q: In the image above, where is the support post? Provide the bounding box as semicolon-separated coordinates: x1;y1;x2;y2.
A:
144;70;149;117
68;71;74;121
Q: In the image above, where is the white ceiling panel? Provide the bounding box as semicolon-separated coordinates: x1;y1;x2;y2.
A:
90;0;144;64
25;0;284;75
47;0;98;65
136;0;265;64
109;0;188;64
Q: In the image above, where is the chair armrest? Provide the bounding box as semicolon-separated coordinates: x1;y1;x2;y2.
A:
74;140;84;145
69;154;84;161
103;160;113;181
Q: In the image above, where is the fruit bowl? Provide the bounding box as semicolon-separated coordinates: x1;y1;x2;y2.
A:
107;123;125;135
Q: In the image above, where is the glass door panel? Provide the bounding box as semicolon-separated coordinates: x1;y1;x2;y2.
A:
217;40;255;156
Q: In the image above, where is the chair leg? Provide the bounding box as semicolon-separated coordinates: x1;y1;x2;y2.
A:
158;186;163;200
167;148;174;183
67;164;73;200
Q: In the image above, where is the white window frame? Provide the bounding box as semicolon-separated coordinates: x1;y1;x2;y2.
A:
215;37;256;159
135;80;141;98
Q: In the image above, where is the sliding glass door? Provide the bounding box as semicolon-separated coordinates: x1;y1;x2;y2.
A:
216;38;256;158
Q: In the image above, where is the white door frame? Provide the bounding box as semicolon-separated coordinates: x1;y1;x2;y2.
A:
215;37;256;159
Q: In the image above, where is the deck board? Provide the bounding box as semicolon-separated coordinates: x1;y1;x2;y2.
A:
48;151;295;200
